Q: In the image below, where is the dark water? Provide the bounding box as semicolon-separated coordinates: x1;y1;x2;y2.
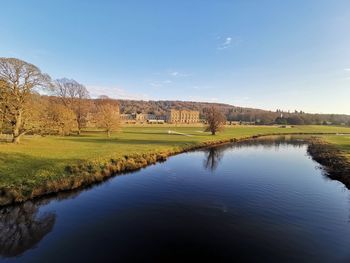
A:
1;137;350;262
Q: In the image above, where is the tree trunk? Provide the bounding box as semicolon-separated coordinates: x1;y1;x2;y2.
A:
211;130;216;135
107;130;111;138
77;116;82;135
12;111;22;143
12;135;21;144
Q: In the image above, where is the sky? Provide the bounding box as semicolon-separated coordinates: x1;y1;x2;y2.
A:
1;0;350;114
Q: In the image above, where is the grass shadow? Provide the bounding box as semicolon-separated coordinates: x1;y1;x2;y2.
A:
59;137;198;146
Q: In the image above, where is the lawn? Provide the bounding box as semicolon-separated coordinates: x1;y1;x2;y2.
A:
0;125;350;203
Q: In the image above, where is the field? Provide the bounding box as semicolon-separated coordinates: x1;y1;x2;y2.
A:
1;125;350;204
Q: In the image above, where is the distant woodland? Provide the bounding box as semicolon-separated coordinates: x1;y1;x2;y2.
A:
118;100;350;126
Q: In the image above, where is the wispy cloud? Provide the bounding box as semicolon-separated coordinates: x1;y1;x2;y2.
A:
169;70;190;77
219;37;232;49
344;68;350;71
191;85;212;91
187;95;219;102
148;70;190;90
149;79;173;88
217;36;241;50
87;85;149;100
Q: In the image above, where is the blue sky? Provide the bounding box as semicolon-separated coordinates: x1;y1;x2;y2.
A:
1;0;350;114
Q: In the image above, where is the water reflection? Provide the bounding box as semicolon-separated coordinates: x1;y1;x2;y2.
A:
202;136;307;172
0;191;82;258
233;135;307;149
1;135;349;262
203;147;224;172
0;200;55;257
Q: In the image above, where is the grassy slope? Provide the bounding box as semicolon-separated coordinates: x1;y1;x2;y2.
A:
0;125;350;192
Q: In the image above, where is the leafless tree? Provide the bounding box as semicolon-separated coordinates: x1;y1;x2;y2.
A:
54;78;90;134
204;106;226;135
42;102;77;136
98;95;110;100
95;100;120;137
0;79;8;134
0;58;51;143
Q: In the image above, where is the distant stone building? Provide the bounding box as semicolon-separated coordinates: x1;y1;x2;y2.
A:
148;119;165;124
120;113;161;124
135;113;156;123
120;110;199;124
167;109;200;124
120;114;136;124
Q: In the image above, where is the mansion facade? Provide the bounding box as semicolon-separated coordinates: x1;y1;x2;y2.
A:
166;109;200;124
120;109;200;124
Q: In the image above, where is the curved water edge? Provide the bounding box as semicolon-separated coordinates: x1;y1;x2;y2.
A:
1;135;350;262
0;133;349;206
308;138;350;188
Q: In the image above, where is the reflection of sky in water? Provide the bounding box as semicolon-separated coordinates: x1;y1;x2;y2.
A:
1;136;350;262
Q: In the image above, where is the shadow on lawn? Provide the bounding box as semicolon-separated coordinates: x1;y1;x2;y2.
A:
122;130;210;137
60;137;198;146
0;151;73;164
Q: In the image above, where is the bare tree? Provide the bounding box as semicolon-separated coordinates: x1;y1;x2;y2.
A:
0;58;51;143
98;95;110;100
45;102;77;136
95;101;120;137
53;78;90;134
0;79;8;134
204;106;226;135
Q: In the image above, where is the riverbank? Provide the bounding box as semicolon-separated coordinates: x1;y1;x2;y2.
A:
308;136;350;188
1;125;350;206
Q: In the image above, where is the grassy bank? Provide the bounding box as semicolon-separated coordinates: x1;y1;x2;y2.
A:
322;135;350;160
308;135;350;188
1;125;350;205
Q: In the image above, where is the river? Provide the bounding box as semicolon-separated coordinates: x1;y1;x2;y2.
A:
1;136;350;262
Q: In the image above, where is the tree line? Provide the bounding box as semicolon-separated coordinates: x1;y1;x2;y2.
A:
1;57;349;143
118;100;350;126
0;58;120;143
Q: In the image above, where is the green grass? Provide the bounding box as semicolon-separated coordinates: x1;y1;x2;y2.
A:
0;125;350;199
322;135;350;159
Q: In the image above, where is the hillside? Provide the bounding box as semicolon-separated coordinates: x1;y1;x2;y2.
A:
117;99;350;125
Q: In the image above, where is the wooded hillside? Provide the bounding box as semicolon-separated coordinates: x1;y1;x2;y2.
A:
117;99;350;125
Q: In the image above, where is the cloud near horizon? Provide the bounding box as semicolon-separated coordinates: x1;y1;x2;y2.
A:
87;85;149;100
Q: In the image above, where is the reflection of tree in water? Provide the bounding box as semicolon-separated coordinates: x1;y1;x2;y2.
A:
232;135;307;149
0;200;56;257
203;136;307;172
0;171;126;258
203;147;224;172
0;190;82;258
